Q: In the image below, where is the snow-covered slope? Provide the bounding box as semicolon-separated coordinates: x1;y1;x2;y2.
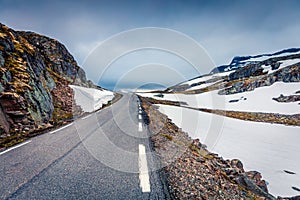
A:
157;104;300;197
70;85;114;112
140;82;299;114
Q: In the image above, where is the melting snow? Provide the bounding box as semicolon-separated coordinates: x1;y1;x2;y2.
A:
70;85;114;112
139;82;300;114
182;71;233;86
157;104;300;197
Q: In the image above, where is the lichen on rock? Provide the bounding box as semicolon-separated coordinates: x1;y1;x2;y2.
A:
0;23;95;148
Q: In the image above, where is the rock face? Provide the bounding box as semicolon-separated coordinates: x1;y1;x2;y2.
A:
218;55;300;95
0;23;94;146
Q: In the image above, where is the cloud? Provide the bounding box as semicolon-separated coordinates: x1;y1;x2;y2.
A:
1;0;300;89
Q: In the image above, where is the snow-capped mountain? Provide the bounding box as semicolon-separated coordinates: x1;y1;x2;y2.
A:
210;48;300;74
166;48;300;94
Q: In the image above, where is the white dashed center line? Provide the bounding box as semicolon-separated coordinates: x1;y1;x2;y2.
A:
138;103;143;132
138;144;151;192
138;121;143;132
137;102;150;192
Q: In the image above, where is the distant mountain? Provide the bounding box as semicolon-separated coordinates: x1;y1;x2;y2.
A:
166;48;300;94
210;48;300;74
137;83;166;90
0;23;98;147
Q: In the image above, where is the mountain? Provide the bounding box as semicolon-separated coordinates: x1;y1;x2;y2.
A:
210;48;300;74
166;49;300;94
0;23;99;147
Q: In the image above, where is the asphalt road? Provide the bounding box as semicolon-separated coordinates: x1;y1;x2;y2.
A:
0;93;169;199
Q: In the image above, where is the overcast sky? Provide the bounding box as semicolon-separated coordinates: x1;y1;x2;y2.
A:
1;0;300;90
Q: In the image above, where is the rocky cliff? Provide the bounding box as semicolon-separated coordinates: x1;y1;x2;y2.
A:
0;23;95;147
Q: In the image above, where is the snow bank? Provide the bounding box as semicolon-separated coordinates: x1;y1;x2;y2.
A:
157;104;300;197
139;82;300;114
70;85;114;112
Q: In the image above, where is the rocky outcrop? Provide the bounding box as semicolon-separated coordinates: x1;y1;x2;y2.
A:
210;48;300;74
216;53;300;95
273;94;300;103
0;23;95;147
166;51;300;95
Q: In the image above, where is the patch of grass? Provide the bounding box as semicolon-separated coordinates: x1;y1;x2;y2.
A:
18;35;34;55
7;31;16;40
46;67;70;83
0;32;7;39
10;80;32;92
162;133;173;140
52;107;73;125
4;56;31;93
197;108;300;126
0;132;26;149
12;39;25;54
139;96;186;106
172;139;185;146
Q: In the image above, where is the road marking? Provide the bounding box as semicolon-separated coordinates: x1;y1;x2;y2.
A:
138;144;151;192
138;122;143;132
82;114;92;120
139;115;142;120
50;123;73;134
0;140;31;156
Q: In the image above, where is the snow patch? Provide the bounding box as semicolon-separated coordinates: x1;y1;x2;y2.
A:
139;82;300;114
184;71;233;86
70;85;114;112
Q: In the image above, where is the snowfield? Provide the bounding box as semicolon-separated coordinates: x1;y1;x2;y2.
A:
70;85;114;112
139;82;300;114
178;71;233;87
157;104;300;197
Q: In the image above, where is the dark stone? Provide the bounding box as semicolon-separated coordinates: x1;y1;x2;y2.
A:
231;159;244;171
196;157;205;163
284;170;296;175
234;174;275;199
292;187;300;192
229;99;239;103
